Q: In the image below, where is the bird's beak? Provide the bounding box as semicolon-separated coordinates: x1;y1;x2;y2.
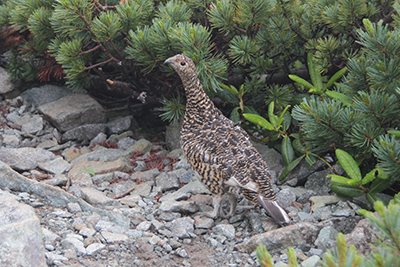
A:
164;58;172;64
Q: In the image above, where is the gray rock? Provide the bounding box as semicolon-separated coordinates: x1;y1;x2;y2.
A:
310;195;346;211
38;157;71;174
346;218;379;254
131;168;160;182
21;115;43;134
117;137;136;150
86;242;106;256
80;187;115;207
42;228;61;245
305;164;344;195
165;120;182;151
297;212;316;223
156;172;179;192
315;226;338;250
111;180;136;196
71;148;128;165
193;215;214;229
0;161;129;228
0;147;56;171
312;206;332;221
90;132;107;146
167;217;195;239
131;181;154;197
136;221;151;231
158;211;182;221
178;170;195;184
79;227;96;237
0;191;46;267
39;94;106;133
236;222;321;254
212;224;235;240
21;85;72;107
2;134;20;147
67;202;82;213
62;123;108;142
159;199;198;214
107;116;136;135
276;188;296;208
45;252;68;265
177;180;210;195
301;255;321;267
61;237;86;255
0;67;15;94
101;231;129;243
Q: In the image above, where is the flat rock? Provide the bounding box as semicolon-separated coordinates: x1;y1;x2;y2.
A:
346;218;379;254
21;115;43;134
107;116;136;135
0;147;56;171
177;179;210;195
69;158;129;176
159;199;198;214
155;172;179;192
310;195;347;211
80;187;115;207
0;161;129;228
38;157;71;174
38;94;106;132
131;181;154;197
101;231;129;243
0;190;46;267
86;243;106;256
21;85;72;107
212;224;235;239
71;148;129;165
61;237;86;255
0;67;15;94
236;222;321;254
62;123;107;142
167;217;195;239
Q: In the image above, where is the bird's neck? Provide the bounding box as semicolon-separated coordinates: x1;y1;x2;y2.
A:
182;74;214;112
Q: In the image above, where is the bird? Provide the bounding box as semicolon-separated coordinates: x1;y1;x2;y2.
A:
164;54;290;226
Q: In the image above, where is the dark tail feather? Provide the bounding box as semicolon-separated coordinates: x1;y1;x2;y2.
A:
258;195;290;226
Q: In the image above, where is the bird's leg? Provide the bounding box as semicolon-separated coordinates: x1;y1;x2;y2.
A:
200;196;222;219
220;193;237;219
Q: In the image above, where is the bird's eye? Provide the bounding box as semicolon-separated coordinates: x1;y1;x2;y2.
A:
180;61;186;66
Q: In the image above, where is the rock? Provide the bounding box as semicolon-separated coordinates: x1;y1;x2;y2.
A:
212;224;235;240
236;222;321;254
67;202;82;213
69;158;130;176
20;85;72;107
125;138;153;154
315;226;338;250
346;218;379;254
101;231;129;243
193;215;214;229
80;187;115;207
310;195;347;211
276;188;296;208
0;161;129;228
165;120;182;151
305;164;344;195
131;181;154;197
2;134;20;147
63;147;90;162
90;132;107;146
21;115;43;134
131;168;160;182
301;255;321;267
178;170;195;184
0;147;56;171
42;228;61;245
71;148;130;164
111;180;136;196
61;237;86;255
62;123;108;142
155;172;179;192
177;180;210;195
45;252;68;265
0;67;15;94
117;137;136;150
107;116;137;135
86;243;106;256
39;94;106;132
159;199;198;214
38;157;71;174
167;217;195;239
0;190;46;267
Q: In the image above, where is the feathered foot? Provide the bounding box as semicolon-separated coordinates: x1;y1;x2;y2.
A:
220;193;237;219
200;193;237;219
258;195;290;226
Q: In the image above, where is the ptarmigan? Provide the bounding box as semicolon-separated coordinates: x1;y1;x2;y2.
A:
165;54;290;226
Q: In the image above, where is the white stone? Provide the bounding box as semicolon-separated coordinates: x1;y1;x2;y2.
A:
86;243;106;256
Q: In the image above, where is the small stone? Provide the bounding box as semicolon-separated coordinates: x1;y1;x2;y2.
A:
67;202;82;213
155;172;179;192
301;255;321;267
38;157;71;174
61;237;86;255
86;243;106;256
176;248;188;258
136;221;151;231
193;215;214;229
276;188;296;208
79;227;96;237
101;231;128;243
315;226;338;250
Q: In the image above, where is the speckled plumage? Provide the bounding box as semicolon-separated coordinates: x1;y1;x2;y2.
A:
165;54;290;226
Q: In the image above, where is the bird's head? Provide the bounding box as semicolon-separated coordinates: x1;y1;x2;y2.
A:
164;54;197;81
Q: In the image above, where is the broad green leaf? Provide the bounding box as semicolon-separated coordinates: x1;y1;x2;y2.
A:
292;138;304;153
281;135;295;166
243;113;274;131
268;102;278;127
324;67;347;90
220;83;238;95
330;183;364;197
388;130;400;138
307;53;322;90
366;193;388;206
328;175;359;186
370;177;393;193
230;107;241;123
279;155;305;181
281;111;292;132
335;149;362;181
309;87;323;95
362;168;378;185
288;74;314;89
325;90;352;106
